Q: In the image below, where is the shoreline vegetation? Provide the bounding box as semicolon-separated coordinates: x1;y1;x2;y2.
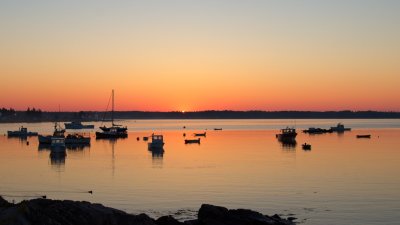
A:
1;109;400;123
0;197;295;225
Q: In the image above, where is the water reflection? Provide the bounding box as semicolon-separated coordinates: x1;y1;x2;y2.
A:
38;143;90;151
278;139;297;150
148;148;164;168
49;151;66;170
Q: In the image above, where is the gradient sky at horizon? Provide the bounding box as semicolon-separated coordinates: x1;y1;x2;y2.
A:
1;0;399;111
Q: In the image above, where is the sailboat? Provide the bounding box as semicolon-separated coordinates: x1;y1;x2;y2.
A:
96;90;128;139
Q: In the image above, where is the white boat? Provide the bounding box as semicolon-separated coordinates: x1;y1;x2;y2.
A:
148;134;164;150
51;137;66;152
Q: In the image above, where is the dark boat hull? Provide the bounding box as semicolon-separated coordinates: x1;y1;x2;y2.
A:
95;131;127;139
357;135;371;138
185;138;201;144
99;126;128;132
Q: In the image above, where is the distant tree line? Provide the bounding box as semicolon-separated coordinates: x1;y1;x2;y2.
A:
26;107;43;117
1;109;400;123
0;108;16;117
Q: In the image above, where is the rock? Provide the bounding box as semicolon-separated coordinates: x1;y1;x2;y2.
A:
156;215;184;225
0;196;13;208
0;198;296;225
0;198;156;225
198;204;295;225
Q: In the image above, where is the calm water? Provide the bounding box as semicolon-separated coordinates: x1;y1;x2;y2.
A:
1;119;400;225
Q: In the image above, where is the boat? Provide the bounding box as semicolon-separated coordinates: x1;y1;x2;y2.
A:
194;132;206;137
64;121;94;129
302;143;312;150
303;127;332;134
38;123;66;144
96;127;127;139
148;134;164;150
356;135;371;138
65;133;91;144
50;137;66;152
276;127;297;141
330;123;351;132
185;138;201;144
96;90;128;139
7;126;38;137
214;128;223;131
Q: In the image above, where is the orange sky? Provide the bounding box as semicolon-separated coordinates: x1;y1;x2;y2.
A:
0;1;399;111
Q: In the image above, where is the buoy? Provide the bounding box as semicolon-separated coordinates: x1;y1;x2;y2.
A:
26;141;29;145
183;133;186;137
136;137;139;141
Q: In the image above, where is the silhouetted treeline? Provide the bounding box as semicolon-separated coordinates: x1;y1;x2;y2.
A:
1;109;400;123
0;108;16;117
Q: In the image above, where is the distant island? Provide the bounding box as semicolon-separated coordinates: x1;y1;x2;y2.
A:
1;108;400;123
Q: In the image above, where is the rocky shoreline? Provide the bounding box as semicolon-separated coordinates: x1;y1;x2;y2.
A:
0;197;295;225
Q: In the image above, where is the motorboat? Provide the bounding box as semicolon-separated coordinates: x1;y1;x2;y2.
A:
51;137;66;152
303;127;332;134
38;123;65;144
276;127;297;141
330;123;351;132
7;126;38;137
148;134;164;150
64;121;94;129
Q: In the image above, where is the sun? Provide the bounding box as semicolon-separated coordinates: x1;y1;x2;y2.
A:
181;110;185;113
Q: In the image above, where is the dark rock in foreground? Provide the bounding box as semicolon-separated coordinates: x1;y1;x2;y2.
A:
0;196;295;225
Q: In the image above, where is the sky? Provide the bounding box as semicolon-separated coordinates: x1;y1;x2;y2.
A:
0;0;399;112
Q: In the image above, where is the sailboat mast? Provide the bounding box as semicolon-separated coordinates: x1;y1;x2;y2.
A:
112;89;114;126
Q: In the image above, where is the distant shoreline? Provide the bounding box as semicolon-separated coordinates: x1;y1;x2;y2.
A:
1;110;400;123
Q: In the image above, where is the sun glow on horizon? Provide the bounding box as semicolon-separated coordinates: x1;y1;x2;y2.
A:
0;1;399;111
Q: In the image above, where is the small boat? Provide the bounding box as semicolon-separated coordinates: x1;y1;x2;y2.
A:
302;143;311;150
356;135;371;138
7;126;38;137
214;128;223;131
38;123;65;144
65;121;95;129
143;136;149;141
65;133;91;144
96;90;128;139
96;128;127;139
276;127;297;141
194;132;206;137
51;137;66;152
330;123;351;132
185;138;201;144
303;127;332;134
148;134;164;150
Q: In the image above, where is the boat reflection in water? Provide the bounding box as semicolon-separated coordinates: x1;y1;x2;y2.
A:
147;134;165;168
38;143;90;151
148;147;164;168
50;151;66;166
278;139;297;150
